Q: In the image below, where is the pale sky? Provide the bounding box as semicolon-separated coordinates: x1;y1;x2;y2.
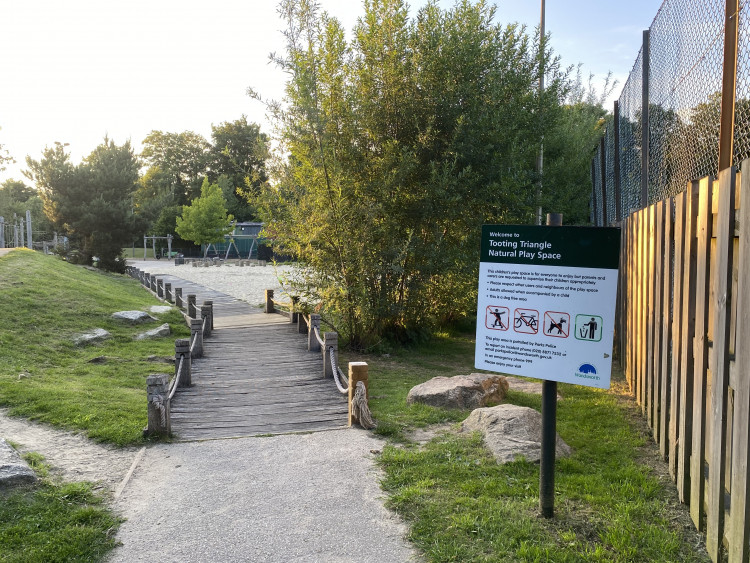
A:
0;0;662;186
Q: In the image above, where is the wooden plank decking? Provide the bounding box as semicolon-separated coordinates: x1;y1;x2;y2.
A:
156;275;348;440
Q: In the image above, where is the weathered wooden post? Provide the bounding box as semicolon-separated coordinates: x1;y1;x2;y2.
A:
201;303;213;337
348;362;369;427
308;314;321;352
205;300;214;331
298;311;308;334
323;332;338;379
146;373;170;436
190;318;203;358
156;278;164;298
175;339;191;387
165;282;173;303
291;296;299;324
187;294;197;318
150;276;157;293
265;289;275;313
175;287;183;309
143;272;150;287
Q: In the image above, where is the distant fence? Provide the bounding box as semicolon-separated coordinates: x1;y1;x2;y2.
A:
619;160;749;561
592;0;750;224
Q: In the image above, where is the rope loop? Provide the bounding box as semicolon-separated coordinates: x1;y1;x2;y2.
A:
352;381;376;429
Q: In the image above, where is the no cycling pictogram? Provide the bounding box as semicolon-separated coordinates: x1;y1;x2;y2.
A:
543;311;570;338
513;308;539;334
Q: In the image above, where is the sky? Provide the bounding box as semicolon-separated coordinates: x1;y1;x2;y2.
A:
0;0;663;186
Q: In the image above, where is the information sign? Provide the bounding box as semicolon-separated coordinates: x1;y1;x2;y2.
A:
475;225;620;389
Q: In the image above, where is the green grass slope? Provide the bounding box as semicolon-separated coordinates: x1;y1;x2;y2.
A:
0;249;189;445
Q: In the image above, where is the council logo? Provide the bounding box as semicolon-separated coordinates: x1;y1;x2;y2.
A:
574;363;600;381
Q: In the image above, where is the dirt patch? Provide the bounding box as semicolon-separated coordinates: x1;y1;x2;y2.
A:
0;409;141;496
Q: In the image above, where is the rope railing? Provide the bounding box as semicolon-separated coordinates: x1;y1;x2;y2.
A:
266;289;376;429
128;266;215;437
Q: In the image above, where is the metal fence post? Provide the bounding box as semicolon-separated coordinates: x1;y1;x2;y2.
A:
614;100;622;222
641;28;650;209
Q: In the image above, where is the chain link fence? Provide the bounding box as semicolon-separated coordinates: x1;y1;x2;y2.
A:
592;0;748;223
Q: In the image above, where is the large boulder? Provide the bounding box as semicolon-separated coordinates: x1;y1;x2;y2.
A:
462;404;572;464
407;374;508;410
135;323;171;341
112;310;156;324
74;328;111;346
0;438;37;488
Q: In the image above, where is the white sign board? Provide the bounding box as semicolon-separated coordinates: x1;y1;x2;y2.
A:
475;225;620;389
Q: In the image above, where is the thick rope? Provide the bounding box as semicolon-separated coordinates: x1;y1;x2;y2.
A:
168;356;185;401
313;326;325;347
150;394;167;427
352;381;376;430
329;346;349;394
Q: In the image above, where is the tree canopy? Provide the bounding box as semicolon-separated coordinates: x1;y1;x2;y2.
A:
175;178;234;254
25;139;144;271
255;0;569;345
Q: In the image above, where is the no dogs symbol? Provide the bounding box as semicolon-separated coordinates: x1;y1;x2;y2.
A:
543;311;570;338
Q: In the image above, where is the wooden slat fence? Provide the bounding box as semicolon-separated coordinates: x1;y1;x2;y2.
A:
620;159;749;561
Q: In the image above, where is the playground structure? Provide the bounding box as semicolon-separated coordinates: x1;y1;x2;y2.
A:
143;234;174;260
202;222;264;260
0;210;61;253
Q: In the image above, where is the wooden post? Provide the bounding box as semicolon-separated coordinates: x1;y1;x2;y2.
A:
190;318;203;358
308;314;321;352
164;282;173;303
298;312;308;334
201;303;213;337
156;278;164;299
187;294;197;319
143;272;150;287
204;300;214;331
540;212;562;519
323;332;338;379
729;160;750;562
265;289;275;314
175;339;191;388
706;166;736;560
146;373;170;436
291;296;299;324
150;276;157;293
175;287;183;309
718;0;739;171
348;362;369;427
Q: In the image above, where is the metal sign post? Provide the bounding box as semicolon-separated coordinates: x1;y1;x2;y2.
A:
475;215;620;519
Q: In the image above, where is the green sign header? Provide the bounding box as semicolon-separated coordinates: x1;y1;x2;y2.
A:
481;225;621;269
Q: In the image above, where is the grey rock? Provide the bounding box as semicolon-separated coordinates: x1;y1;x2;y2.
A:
112;311;156;324
135;323;171;341
0;438;37;488
406;373;509;410
74;328;111;346
461;404;572;464
149;306;174;314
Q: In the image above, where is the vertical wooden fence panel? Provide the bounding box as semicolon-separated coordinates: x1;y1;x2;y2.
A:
670;192;687;480
729;162;750;562
652;201;665;444
690;176;714;529
678;181;699;502
659;198;674;461
706;167;736;560
640;209;648;412
646;205;655;427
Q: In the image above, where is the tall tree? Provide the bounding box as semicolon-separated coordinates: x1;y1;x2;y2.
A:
256;0;567;345
175;178;234;256
25;139;144;271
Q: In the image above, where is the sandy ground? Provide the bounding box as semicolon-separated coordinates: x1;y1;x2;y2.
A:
128;259;298;307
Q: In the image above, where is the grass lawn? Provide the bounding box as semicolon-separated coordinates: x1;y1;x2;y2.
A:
0;452;121;563
0;249;189;446
360;331;709;562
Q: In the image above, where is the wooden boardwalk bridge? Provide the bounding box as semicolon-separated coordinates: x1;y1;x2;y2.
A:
151;275;349;441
